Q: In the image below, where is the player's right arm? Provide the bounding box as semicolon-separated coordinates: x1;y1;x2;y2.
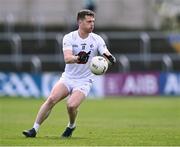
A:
63;50;91;64
63;34;79;64
62;33;91;64
63;50;79;64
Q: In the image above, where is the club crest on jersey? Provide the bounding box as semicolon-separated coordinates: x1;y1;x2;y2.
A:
90;44;94;48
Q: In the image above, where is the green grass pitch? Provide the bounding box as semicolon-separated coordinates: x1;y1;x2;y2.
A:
0;96;180;146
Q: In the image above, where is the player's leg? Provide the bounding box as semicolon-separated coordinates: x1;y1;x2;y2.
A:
61;90;85;137
67;90;85;127
34;80;69;125
22;80;69;137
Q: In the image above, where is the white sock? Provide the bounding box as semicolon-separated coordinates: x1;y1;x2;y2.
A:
67;122;76;129
33;122;40;132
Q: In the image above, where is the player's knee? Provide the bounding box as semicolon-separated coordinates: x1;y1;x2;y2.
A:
46;96;58;106
67;102;77;111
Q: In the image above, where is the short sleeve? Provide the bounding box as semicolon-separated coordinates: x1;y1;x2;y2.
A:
62;34;72;51
97;35;108;55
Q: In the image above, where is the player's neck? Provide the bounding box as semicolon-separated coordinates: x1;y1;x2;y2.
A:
78;29;89;39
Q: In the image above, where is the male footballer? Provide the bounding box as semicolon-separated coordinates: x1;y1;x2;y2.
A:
22;9;116;138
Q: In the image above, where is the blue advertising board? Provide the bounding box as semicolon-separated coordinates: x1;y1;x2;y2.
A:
0;72;104;98
159;73;180;95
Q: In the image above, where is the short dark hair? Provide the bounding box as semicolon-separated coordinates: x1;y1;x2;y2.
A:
77;9;95;21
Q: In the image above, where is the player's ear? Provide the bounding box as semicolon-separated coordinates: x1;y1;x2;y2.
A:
78;19;82;25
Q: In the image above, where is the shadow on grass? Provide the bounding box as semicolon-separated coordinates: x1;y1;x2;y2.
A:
37;136;88;140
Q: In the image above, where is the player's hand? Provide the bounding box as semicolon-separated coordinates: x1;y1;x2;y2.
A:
77;51;91;64
103;53;116;65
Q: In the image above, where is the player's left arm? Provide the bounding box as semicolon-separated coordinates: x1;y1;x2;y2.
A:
97;35;116;65
103;50;116;65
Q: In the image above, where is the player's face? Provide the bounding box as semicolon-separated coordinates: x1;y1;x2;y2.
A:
80;16;95;33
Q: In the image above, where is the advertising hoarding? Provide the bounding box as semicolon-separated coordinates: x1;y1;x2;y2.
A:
160;73;180;95
1;72;180;98
0;72;104;98
104;72;160;96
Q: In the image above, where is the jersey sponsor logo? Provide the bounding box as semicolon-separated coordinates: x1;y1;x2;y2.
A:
81;43;86;50
72;44;78;48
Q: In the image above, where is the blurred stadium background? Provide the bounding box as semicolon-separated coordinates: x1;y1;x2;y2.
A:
0;0;180;97
0;0;180;146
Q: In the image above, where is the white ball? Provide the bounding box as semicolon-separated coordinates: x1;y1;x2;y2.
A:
90;56;108;75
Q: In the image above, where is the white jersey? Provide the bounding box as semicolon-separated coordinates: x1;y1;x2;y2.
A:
62;30;108;80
